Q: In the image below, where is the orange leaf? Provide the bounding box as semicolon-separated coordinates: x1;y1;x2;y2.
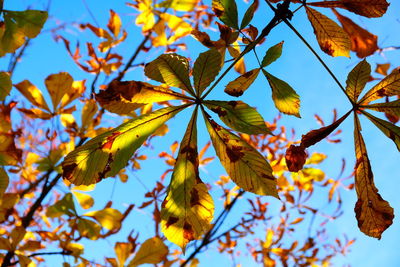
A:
308;0;389;18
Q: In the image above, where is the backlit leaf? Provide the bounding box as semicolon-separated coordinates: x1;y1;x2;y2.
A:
45;72;74;111
212;0;239;29
4;10;48;38
364;100;400;119
193;49;222;96
60;80;86;108
353;115;394;239
359;70;400;104
224;68;260;97
0;168;8;198
345;59;371;103
115;242;133;267
333;9;378;58
0;15;25;56
306;7;350;57
161;109;214;250
0;72;12;101
263;70;301;117
46;193;77;218
128;237;168;266
204;100;271;135
95;80;186;115
62;105;188;185
77;218;101;240
308;0;389;18
375;63;390;76
84;208;123;231
107;10;122;37
157;0;198;11
144;53;195;96
261;41;283;68
203;112;278;197
14;80;50;111
0;133;22;166
240;0;257;30
363;111;400;151
72;191;94;210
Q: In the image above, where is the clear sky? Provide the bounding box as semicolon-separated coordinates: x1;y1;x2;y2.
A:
2;0;400;266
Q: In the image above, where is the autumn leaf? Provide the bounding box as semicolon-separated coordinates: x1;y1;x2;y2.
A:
204;100;271;135
114;242;133;267
261;41;284;68
62;105;189;185
306;7;350;57
0;133;22;166
193;49;222;97
333;9;378;58
107;10;122;37
308;0;389;18
0;72;12;101
212;0;239;29
345;59;371;103
127;237;168;266
240;0;257;30
203;112;278;197
72;191;94;210
144;53;195;96
262;70;301;117
353;115;394;239
375;63;390;76
161;108;214;250
45;72;74;111
95;80;187;115
14;80;51;112
46;193;77;218
224;68;260;97
0;168;9;198
285;145;307;172
358;69;400;104
77;218;101;240
84;208;123;231
157;0;198;11
363;100;400;119
363;111;400;152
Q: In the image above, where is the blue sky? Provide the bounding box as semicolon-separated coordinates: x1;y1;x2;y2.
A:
2;0;400;266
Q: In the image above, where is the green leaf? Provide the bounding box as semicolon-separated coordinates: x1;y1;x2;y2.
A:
144;53;195;96
203;112;278;197
0;72;12;101
161;108;214;251
204;100;271;135
212;0;239;29
364;99;400;118
46;193;77;218
359;70;400;104
224;68;260;97
0;168;9;198
62;105;189;185
77;218;101;240
262;70;301;118
345;59;371;103
240;0;257;29
0;15;25;56
128;237;168;266
5;10;48;38
193;49;222;97
261;41;284;68
363;111;400;152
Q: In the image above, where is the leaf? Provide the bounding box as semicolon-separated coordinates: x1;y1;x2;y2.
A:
306;7;350;57
212;0;239;29
203;112;278;197
10;226;26;249
0;168;9;198
193;49;222;96
375;63;390;76
84;208;123;231
161;109;214;250
261;41;284;68
204;100;271;135
4;10;48;38
0;15;25;56
46;193;77;218
308;0;389;18
359;70;400;104
0;72;12;101
285;145;307;172
107;10;122;37
363;111;400;152
157;0;198;11
115;242;133;267
14;80;50;111
353;115;394;239
72;191;94;209
95;80;186;115
62;105;188;185
263;70;301;117
240;0;257;30
144;53;195;96
128;237;168;266
0;133;22;166
345;59;371;103
81;99;98;131
333;9;378;58
364;100;400;119
60;80;86;108
77;218;101;240
224;68;260;97
45;72;74;111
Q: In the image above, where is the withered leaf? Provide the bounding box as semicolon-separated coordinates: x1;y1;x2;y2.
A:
308;0;389;18
224;68;260;97
285;145;307;172
359;69;400;104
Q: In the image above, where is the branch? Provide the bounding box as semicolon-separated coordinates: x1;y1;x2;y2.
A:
8;251;73;266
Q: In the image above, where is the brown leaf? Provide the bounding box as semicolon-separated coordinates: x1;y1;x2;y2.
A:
353;116;394;239
375;63;390;76
333;9;378;58
308;0;389;18
285;145;307;172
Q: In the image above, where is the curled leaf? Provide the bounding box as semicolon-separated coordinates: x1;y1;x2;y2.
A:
224;68;260;97
285;145;307;172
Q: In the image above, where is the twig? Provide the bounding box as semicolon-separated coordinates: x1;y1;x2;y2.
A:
8;251;73;266
8;39;31;77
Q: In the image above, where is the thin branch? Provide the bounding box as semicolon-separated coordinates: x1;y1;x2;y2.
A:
90;48;112;98
7;39;31;77
9;251;73;266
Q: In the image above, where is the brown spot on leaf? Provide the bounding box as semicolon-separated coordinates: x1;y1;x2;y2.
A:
101;131;121;150
183;221;194;241
190;188;200;206
376;88;387;97
211;107;227;117
62;163;78;180
161;199;167;209
228;101;238;108
181;145;198;166
165;216;179;228
210;119;222;131
225;89;244;97
97;153;114;181
321;42;335;56
285;145;307;172
226;145;245;162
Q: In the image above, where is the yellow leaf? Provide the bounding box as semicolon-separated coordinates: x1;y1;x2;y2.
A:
45;72;74;111
84;208;123;231
375;63;390;76
161;109;214;250
64;242;84;257
134;0;156;32
115;242;133;267
0;72;12;101
308;0;389;18
359;70;400;104
60;114;76;129
157;0;198;11
14;80;50;111
81;99;98;131
72;191;94;209
364;99;400;119
353;115;394;238
107;10;122;37
160;13;192;45
224;68;260;97
306;7;350;57
345;59;371;103
0;168;9;198
60;80;86;108
203;113;278;197
0;133;22;166
11;226;26;249
17;108;53;120
128;237;168;266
